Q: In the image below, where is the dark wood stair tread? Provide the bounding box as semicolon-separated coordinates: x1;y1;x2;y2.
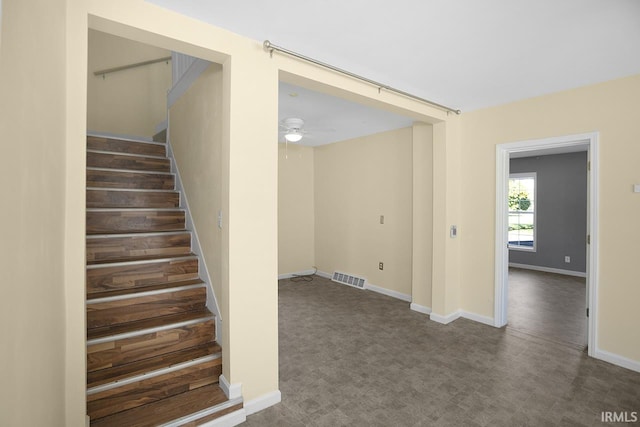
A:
87;136;167;157
87;342;221;389
88;308;213;341
87;252;197;266
87;168;175;190
88;279;205;300
90;384;238;427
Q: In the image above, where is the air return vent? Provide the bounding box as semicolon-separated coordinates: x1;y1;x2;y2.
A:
332;271;367;290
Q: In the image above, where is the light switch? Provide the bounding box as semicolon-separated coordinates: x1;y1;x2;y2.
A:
634;184;640;193
450;225;457;238
380;215;384;224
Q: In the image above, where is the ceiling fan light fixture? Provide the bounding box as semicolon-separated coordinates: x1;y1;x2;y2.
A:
284;130;303;142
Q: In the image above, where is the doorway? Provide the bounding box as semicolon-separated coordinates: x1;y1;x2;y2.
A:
494;133;599;357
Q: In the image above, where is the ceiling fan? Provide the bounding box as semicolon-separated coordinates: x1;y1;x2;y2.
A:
279;117;306;143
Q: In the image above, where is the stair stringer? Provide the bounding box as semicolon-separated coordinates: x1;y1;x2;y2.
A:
165;132;223;345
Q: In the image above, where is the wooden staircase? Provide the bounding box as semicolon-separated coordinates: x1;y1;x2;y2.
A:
85;135;242;426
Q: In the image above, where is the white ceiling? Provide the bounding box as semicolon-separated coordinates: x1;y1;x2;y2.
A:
279;82;413;146
149;0;640;144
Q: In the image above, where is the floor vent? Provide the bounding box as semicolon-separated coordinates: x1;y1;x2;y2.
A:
332;271;367;290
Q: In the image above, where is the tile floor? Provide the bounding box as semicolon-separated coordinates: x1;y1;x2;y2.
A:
508;267;587;349
243;275;640;426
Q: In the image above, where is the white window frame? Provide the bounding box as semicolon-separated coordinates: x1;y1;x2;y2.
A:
508;172;537;252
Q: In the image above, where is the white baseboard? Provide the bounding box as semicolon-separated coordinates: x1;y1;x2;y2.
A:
460;310;495;327
509;263;587;278
430;309;496;326
594;348;640;373
199;409;246;427
278;269;317;280
429;311;461;324
410;303;432;315
315;270;333;279
244;390;282;416
365;283;412;302
314;270;412;302
219;374;242;400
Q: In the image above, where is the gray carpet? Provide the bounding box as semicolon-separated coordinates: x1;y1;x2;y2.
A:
243;275;640;426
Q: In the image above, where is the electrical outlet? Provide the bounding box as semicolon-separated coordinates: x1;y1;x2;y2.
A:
564;256;571;263
378;262;384;270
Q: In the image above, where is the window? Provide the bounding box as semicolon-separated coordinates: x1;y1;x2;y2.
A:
508;172;536;251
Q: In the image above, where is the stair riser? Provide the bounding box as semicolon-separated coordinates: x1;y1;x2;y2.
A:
87;287;207;328
88;136;166;157
87;169;175;190
87;359;221;420
87;258;199;294
87;319;215;372
87;151;170;172
87;189;179;209
86;210;186;234
86;233;191;263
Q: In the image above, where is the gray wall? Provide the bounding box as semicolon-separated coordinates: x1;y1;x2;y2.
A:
509;152;587;273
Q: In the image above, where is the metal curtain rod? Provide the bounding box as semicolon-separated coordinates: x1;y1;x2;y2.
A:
94;56;172;77
263;40;461;115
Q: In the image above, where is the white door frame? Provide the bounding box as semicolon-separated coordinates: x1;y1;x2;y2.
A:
494;132;599;357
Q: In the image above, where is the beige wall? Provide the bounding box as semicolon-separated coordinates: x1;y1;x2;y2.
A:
169;63;224;313
278;143;315;275
87;0;282;403
314;128;413;296
411;123;433;309
459;74;640;362
88;29;171;137
0;0;84;425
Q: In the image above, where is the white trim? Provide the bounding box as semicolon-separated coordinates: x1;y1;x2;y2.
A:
508;262;587;278
168;59;211;108
87;130;156;143
219;374;242;400
86;207;184;212
314;271;412;303
86;230;188;239
278;269;316;280
244;390;282;416
429;311;461;325
161;397;244;427
429;309;494;327
315;270;333;280
86;254;198;269
495;132;599;358
460;311;495;327
197;409;246;427
87;166;173;176
594;349;640;374
86;187;176;193
410;303;432;315
365;283;412;302
87;148;168;160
